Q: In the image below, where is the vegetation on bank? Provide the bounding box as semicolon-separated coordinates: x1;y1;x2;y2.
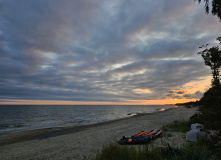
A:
177;36;221;130
161;120;191;133
93;142;162;160
93;141;221;160
197;36;221;130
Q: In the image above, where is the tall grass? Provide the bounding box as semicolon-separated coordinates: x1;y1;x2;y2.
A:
93;141;221;160
161;120;191;132
178;141;221;160
93;142;162;160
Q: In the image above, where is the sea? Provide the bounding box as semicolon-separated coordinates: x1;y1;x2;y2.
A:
0;105;176;136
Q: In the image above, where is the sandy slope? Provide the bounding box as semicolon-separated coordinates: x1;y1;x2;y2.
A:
0;106;198;160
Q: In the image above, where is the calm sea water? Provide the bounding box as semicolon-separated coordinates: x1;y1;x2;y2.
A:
0;105;175;136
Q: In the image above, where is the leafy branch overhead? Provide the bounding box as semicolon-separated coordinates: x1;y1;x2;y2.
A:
195;0;221;21
197;38;221;88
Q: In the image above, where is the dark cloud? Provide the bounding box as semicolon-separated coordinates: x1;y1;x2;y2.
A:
0;0;220;103
177;91;185;94
166;90;186;99
184;91;204;99
166;89;204;100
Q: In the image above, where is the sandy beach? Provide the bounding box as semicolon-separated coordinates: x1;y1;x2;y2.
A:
0;106;198;160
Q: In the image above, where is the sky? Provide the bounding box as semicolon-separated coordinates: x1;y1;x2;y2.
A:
0;0;221;105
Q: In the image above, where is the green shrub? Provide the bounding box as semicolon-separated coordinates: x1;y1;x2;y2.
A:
199;87;221;130
161;120;191;133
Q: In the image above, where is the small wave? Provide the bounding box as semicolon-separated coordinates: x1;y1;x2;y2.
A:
0;124;24;129
127;113;137;116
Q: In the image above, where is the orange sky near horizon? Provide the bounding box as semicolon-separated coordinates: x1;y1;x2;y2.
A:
0;75;211;105
0;98;199;105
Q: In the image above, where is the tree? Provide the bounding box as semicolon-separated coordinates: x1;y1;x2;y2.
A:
194;1;221;130
194;0;221;21
199;87;221;129
197;38;221;130
197;37;221;88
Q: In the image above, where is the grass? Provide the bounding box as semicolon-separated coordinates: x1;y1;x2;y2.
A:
178;142;221;160
93;142;162;160
161;120;191;133
92;140;221;160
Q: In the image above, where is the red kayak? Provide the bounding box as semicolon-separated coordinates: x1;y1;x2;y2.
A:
132;130;155;137
118;129;162;145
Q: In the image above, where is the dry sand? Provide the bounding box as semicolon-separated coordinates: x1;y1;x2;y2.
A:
0;106;198;160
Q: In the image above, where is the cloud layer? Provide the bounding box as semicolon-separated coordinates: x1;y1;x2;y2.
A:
0;0;220;104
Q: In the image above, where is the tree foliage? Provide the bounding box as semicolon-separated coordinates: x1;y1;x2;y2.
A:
197;38;221;88
194;1;221;131
195;0;221;21
199;87;221;129
197;38;221;130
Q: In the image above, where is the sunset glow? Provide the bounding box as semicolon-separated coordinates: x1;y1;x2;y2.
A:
0;98;200;105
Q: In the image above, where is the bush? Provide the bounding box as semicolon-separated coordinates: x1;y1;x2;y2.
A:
178;141;221;160
161;120;191;133
199;87;221;130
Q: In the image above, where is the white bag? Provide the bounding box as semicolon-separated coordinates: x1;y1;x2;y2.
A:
186;123;210;142
191;123;204;130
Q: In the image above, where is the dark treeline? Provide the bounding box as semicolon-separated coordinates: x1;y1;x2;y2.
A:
177;37;221;130
176;1;221;130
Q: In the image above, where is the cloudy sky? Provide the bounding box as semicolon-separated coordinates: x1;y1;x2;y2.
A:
0;0;220;105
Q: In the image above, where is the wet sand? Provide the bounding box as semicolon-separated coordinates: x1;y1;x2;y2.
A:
0;106;198;160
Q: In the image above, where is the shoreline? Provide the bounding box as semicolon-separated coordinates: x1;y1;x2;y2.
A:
0;106;175;146
0;105;174;137
0;106;198;159
0;107;176;146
